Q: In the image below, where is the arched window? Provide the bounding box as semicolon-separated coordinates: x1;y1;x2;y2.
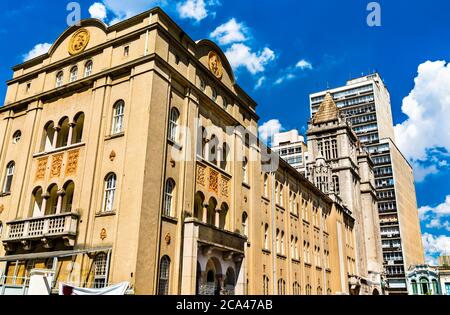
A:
242;212;248;237
84;60;93;77
3;161;15;193
209;135;218;165
56;71;64;88
263;275;270;295
41;121;55;151
12;130;22;144
295;237;299;260
263;174;268;197
276;229;280;254
199;78;206;91
72;112;85;144
69;66;78;83
277;279;286;295
219;203;228;230
411;280;418;295
62;181;75;213
212;88;217;101
30;187;43;217
264;224;269;250
168;108;180;142
103;173;117;213
242;157;248;183
158;256;171;295
112;101;125;134
45;184;59;215
332;175;340;196
280;231;285;255
220;142;228;170
163;179;175;217
94;253;108;288
56;117;70;148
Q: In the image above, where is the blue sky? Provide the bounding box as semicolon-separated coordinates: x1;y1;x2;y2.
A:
1;0;449;262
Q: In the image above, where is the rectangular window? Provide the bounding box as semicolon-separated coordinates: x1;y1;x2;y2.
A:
124;46;130;57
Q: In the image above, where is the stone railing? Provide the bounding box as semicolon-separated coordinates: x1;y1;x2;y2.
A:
3;212;79;251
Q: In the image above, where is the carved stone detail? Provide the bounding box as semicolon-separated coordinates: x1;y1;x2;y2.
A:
35;157;48;181
221;176;229;198
197;164;206;187
209;169;219;194
50;153;64;178
65;149;80;176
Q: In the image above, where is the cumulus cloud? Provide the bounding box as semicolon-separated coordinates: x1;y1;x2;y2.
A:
419;195;450;232
422;233;450;264
296;59;313;70
259;119;284;145
394;60;450;181
210;18;249;45
177;0;221;22
89;2;108;21
225;43;275;75
22;43;52;61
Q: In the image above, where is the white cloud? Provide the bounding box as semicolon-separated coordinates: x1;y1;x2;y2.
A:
419;195;450;232
225;43;275;75
412;162;438;182
177;0;209;22
210;18;249;45
422;233;450;263
22;43;52;61
296;59;313;70
274;73;295;85
394;60;450;180
259;119;284;144
89;2;108;21
254;76;266;90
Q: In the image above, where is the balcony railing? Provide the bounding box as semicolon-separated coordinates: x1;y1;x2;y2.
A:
3;212;79;251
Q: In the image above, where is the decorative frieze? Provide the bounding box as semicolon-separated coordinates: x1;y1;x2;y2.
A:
35;157;49;181
65;149;80;176
197;164;206;187
50;153;64;178
209;169;219;194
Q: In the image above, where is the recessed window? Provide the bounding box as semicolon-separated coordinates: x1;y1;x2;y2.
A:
175;55;180;65
3;161;15;194
112;101;125;135
84;60;93;77
103;173;117;213
26;82;31;93
212;88;217;101
124;46;130;57
13;130;22;144
199;78;206;91
70;66;78;83
56;71;64;88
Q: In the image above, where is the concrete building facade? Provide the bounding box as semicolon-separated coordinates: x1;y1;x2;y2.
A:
0;8;361;295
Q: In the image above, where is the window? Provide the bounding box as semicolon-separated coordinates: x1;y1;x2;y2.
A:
163;179;175;217
26;82;31;93
220;143;229;170
112;101;125;134
280;231;285;255
332;175;340;195
94;253;108;288
411;280;418;295
103;173;117;213
199;78;206;91
243;157;248;183
3;161;15;193
158;256;170;295
124;46;130;57
276;229;280;254
293;282;300;295
242;212;248;237
212;88;217;101
13;130;22;144
277;279;286;295
168;108;180;142
62;181;75;213
56;71;64;88
263;174;268;197
84;60;93;77
263;276;270;295
70;66;78;83
264;224;269;250
279;184;283;207
72;112;85;144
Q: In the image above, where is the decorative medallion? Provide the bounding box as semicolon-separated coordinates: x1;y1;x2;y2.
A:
100;228;107;241
208;51;223;79
66;149;80;176
50;153;64;178
109;151;116;162
35;157;49;181
165;233;171;245
68;28;90;56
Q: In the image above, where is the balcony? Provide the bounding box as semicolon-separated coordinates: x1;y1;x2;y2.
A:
3;212;79;251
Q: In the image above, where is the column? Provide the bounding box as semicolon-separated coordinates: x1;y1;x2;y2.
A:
67;122;76;146
38;193;50;217
202;204;208;224
52;126;61;149
56;190;66;214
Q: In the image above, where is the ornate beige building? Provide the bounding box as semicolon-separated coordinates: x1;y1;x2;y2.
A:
0;8;364;295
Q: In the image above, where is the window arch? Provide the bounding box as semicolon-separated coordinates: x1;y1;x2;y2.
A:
72;112;85;144
112;101;125;134
69;66;78;83
62;181;75;213
219;203;228;230
56;71;64;88
56;117;70;148
277;279;286;295
45;184;58;215
103;173;117;213
84;60;93;77
263;275;270;295
163;179;175;217
168;108;180;142
41;121;55;151
158;256;171;295
209;135;219;165
30;187;44;217
3;161;15;193
220;142;229;170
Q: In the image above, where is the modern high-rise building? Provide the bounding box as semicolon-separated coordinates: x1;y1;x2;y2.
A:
309;73;425;294
271;130;308;174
